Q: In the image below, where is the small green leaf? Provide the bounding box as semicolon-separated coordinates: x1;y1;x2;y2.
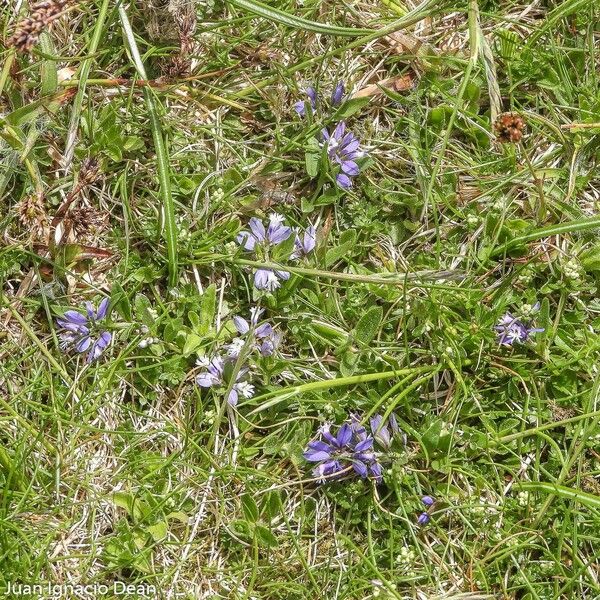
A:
332;97;371;119
146;521;168;542
183;333;203;356
325;230;356;267
135;294;157;329
112;283;132;321
255;524;279;548
113;491;134;514
260;491;282;521
580;244;600;272
199;284;216;335
355;306;383;346
241;494;259;522
113;491;148;522
305;137;320;178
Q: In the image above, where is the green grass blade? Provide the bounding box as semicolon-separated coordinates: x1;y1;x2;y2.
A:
493;216;600;256
118;5;178;288
526;0;593;47
245;365;437;414
227;0;372;36
63;0;111;169
519;482;600;510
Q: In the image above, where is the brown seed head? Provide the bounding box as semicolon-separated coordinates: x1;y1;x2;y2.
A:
79;157;100;185
70;206;108;242
15;193;48;239
494;113;526;143
9;0;72;53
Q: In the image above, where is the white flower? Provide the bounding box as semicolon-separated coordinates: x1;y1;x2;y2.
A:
265;271;281;291
235;381;255;399
196;356;211;368
227;338;246;357
268;213;285;226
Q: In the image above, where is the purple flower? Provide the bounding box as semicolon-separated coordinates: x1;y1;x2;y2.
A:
237;215;292;291
229;307;282;357
294;86;317;116
291;225;317;259
57;298;112;363
422;495;435;507
370;413;401;449
196;356;255;406
417;512;430;526
304;419;383;483
371;415;398;449
331;81;345;106
495;305;544;346
295;82;346;116
322;121;366;189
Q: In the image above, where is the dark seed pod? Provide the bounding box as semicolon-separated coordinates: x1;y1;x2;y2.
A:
493;112;526;143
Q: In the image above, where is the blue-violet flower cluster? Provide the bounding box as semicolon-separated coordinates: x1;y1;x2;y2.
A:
237;214;316;291
495;303;544;346
304;414;401;483
197;307;283;406
196;356;254;407
294;81;345;117
228;307;282;358
322;121;366;189
57;298;111;363
417;495;435;526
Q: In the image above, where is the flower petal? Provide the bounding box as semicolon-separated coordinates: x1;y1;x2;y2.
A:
85;302;95;319
96;298;110;320
341;160;360;176
302;226;317;254
237;231;257;251
313;460;342;481
294;100;306;116
333;121;346;140
370;461;383;482
254;323;273;338
227;389;239;406
354;437;374;453
320;423;337;446
249;217;266;242
63;310;88;325
335;423;352;447
57;319;87;333
267;224;291;245
76;336;92;353
196;373;217;387
307;440;331;453
303;449;333;462
336;174;352;189
96;331;112;349
254;269;270;290
331;81;345;106
352;460;368;478
233;316;250;334
342;139;360;155
370;415;391;448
